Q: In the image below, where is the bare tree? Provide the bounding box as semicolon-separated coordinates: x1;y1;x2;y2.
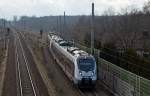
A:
143;0;150;14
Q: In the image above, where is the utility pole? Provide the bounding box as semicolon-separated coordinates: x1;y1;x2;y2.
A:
143;30;148;54
13;16;17;27
24;20;26;31
3;19;5;29
57;16;59;34
59;16;62;36
91;3;95;55
63;11;66;39
3;19;7;50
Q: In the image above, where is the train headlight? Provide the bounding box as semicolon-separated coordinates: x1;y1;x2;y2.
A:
91;71;95;76
79;71;82;76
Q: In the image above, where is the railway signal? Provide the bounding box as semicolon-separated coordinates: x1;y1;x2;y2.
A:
40;29;43;39
7;27;10;36
2;19;7;50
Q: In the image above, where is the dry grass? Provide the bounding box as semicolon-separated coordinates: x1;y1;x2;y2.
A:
0;28;7;96
32;47;57;96
0;48;5;62
0;41;8;96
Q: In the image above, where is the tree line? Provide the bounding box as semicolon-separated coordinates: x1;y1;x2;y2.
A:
71;1;150;79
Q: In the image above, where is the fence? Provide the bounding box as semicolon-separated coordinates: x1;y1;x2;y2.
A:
99;57;150;96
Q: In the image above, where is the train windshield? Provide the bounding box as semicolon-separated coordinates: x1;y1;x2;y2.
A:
78;58;95;72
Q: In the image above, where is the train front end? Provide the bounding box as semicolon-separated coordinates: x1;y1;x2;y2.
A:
74;56;97;88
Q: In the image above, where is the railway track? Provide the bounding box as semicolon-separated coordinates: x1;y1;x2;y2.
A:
79;89;98;96
2;32;17;96
13;30;112;96
15;32;38;96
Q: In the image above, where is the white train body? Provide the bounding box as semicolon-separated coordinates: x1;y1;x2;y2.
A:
48;33;97;87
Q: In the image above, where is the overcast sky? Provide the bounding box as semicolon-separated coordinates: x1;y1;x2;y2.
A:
0;0;148;20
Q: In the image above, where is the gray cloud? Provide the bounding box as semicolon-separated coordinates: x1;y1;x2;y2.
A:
0;0;147;20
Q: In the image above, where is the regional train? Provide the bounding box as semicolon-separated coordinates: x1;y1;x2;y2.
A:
48;32;97;88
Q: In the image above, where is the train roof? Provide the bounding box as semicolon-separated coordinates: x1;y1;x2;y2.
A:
66;46;89;57
67;47;79;52
51;35;63;41
59;41;73;47
73;50;88;56
49;34;92;58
